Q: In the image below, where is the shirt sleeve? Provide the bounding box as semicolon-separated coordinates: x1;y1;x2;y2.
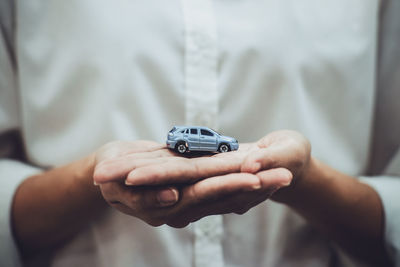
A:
0;161;41;267
360;0;400;265
0;2;42;266
361;162;400;265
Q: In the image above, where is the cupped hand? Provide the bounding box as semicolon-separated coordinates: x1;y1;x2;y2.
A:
122;130;311;203
99;167;291;227
94;140;175;184
92;130;310;226
124;130;310;187
93;140;292;227
93;140;182;223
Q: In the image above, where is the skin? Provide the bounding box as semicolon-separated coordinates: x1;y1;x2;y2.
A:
12;130;392;265
11;154;106;257
94;140;292;228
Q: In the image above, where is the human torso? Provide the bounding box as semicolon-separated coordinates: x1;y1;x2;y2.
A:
17;1;379;266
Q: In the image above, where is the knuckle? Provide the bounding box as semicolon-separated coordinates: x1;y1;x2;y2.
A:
263;153;277;168
187;186;201;203
100;183;121;198
192;161;201;176
125;194;142;211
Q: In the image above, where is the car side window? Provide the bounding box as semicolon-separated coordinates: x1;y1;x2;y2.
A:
185;129;189;134
190;129;198;135
200;129;214;136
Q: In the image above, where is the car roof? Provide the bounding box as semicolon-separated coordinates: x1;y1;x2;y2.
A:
173;126;220;134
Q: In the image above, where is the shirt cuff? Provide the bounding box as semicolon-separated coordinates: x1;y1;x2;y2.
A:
0;159;41;267
360;176;400;266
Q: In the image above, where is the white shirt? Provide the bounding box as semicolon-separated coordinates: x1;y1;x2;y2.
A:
1;0;399;266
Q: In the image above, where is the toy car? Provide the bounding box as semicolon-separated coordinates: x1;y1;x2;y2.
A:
166;126;239;154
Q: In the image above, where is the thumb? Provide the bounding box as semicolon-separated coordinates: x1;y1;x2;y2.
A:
241;146;286;173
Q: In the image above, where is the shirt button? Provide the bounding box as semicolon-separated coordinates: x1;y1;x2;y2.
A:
195;216;223;241
199;219;213;236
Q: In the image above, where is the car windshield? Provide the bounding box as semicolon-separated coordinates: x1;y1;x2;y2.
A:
209;128;220;136
169;127;177;133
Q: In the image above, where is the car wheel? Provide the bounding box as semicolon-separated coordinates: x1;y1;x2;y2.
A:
218;143;230;153
175;142;187;154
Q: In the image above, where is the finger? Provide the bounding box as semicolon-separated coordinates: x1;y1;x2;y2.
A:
240;144;293;173
166;169;291;227
180;172;262;205
181;168;291;207
94;150;177;184
170;190;264;226
102;182;180;209
153;187;180;207
242;132;311;174
100;181;134;204
96;141;164;163
125;186;179;208
118;147;175;160
105;187;180;227
161;172;260;227
119;141;167;156
256;167;293;188
125;151;246;186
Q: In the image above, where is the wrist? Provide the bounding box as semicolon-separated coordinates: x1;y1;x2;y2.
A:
75;153;106;206
271;156;318;205
76;153;96;185
12;153;107;255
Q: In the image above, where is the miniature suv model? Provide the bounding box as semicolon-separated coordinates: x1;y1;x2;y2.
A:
166;126;239;154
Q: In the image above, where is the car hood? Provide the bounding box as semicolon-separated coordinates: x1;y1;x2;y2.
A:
220;136;235;142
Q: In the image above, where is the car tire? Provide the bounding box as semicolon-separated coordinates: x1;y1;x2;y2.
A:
175;141;187;154
218;143;230;153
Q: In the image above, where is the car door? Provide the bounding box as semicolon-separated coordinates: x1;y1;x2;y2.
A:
182;128;189;143
187;128;200;149
199;129;217;150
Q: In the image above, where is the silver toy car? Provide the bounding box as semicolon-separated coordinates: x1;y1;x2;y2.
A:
166;126;239;154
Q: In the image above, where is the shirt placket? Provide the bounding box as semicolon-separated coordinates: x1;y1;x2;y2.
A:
181;0;219;129
180;0;223;267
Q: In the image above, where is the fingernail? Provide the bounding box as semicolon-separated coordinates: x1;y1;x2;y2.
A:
252;183;262;190
157;188;178;206
94;181;99;186
128;169;137;177
279;179;291;187
246;179;262;191
125;170;138;186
